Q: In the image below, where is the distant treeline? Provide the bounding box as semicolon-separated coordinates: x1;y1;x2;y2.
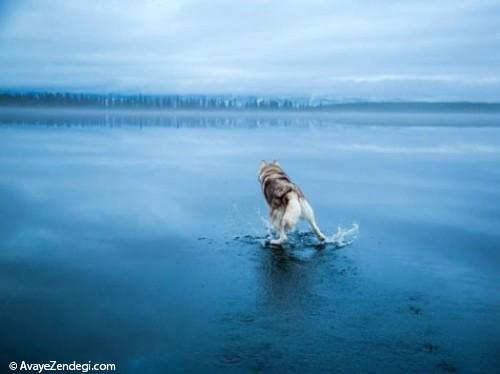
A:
0;92;308;110
1;92;499;112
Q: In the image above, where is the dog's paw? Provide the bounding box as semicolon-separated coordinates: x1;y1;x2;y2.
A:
318;234;326;242
269;239;284;247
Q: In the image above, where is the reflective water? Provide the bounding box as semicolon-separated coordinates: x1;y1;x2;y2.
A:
0;110;499;373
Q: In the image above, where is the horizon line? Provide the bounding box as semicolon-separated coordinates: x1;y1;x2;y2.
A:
1;90;500;105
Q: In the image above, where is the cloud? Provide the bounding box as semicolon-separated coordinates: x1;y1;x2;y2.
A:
0;0;499;99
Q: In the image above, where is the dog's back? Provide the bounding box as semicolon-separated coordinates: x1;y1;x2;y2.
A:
259;163;303;209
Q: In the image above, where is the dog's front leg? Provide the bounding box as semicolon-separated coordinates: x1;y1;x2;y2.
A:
268;209;286;246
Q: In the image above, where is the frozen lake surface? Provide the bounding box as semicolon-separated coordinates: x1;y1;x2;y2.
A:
0;109;499;373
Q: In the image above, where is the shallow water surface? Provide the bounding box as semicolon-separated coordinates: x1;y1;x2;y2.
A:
0;110;499;373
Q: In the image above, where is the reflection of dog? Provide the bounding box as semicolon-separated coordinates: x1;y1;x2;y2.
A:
258;160;326;246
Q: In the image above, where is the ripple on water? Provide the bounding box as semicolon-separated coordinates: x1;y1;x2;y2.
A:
215;341;280;371
436;361;458;373
237;313;256;323
216;349;243;366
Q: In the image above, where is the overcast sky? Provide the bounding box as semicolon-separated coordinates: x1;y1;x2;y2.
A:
0;0;499;100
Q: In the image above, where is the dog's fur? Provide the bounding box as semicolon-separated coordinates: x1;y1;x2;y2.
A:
258;160;326;246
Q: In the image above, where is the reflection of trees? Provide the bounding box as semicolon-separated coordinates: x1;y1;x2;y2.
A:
0;109;332;129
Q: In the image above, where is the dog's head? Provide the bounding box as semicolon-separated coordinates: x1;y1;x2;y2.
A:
258;160;281;182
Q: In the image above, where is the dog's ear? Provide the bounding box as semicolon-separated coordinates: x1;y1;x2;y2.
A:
272;160;280;166
258;160;267;181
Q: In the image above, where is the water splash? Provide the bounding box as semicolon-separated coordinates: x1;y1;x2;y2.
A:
257;209;273;237
326;223;359;248
256;213;359;249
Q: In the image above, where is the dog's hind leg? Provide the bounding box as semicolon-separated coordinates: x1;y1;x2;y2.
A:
269;228;287;246
270;194;301;246
300;198;326;242
269;214;290;246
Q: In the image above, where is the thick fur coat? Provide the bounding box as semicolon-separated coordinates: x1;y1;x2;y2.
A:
258;160;326;245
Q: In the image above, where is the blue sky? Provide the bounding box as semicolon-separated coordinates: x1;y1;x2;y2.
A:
0;0;499;100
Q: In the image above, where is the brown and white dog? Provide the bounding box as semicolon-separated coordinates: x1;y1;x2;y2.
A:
258;160;326;246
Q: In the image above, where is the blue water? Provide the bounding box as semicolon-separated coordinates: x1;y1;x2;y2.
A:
0;110;499;373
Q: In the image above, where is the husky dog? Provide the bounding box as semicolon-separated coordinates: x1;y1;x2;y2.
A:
258;160;326;246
